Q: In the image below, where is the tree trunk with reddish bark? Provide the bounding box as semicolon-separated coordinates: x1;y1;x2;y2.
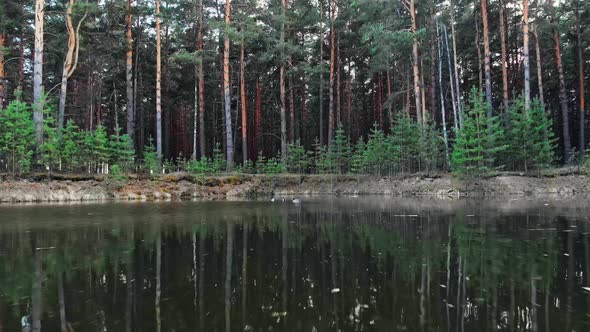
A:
126;0;135;141
553;24;572;162
255;80;262;159
240;42;247;165
156;0;162;159
223;0;233;169
499;0;509;111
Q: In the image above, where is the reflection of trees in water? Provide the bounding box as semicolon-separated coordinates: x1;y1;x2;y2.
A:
0;199;588;331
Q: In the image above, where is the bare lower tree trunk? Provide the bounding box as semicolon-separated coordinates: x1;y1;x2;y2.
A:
319;6;324;146
475;18;483;92
450;0;463;127
198;0;205;157
156;0;163;159
33;0;45;144
533;25;545;107
523;0;531;112
193;64;198;160
58;0;86;135
289;59;295;142
279;0;287;161
577;8;585;155
255;80;261;158
223;0;233;169
437;22;450;166
444;25;459;132
0;33;5;110
499;0;509;111
240;42;248;165
126;0;135;141
481;0;493;116
328;4;336;145
553;26;572;162
336;39;341;127
410;0;423;126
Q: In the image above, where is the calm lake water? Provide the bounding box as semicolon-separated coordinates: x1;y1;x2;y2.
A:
0;198;589;331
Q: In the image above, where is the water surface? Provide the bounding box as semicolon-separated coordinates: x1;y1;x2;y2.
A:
0;198;589;331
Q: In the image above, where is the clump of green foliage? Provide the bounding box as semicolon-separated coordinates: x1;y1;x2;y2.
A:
504;97;555;172
451;88;507;175
0;89;561;178
256;152;285;174
0;100;35;174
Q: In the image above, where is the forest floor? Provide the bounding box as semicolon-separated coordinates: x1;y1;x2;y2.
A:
0;168;589;203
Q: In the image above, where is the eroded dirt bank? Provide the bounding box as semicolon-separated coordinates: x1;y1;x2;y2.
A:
1;171;589;203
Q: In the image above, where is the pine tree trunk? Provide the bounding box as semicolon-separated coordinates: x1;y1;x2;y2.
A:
499;0;509;111
18;27;25;91
255;79;261;159
33;0;45;144
328;7;336;145
156;0;162;159
280;0;287;161
58;0;85;135
198;0;205;157
553;27;572;162
523;0;531;112
481;0;493;115
223;0;234;169
289;60;295;143
0;33;5;110
437;22;450;166
577;8;585;155
126;0;135;141
377;74;383;126
240;42;248;165
533;25;545;107
410;0;423;126
475;18;483;92
450;0;463;127
336;38;341;127
302;75;308;138
193;65;198;159
319;7;324;146
386;65;392;128
444;25;459;132
347;74;352;126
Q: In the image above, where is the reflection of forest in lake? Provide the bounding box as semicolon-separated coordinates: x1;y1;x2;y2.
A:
0;198;589;331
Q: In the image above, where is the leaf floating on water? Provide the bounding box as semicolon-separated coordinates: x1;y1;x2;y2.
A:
440;284;447;288
564;253;570;256
331;288;340;293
